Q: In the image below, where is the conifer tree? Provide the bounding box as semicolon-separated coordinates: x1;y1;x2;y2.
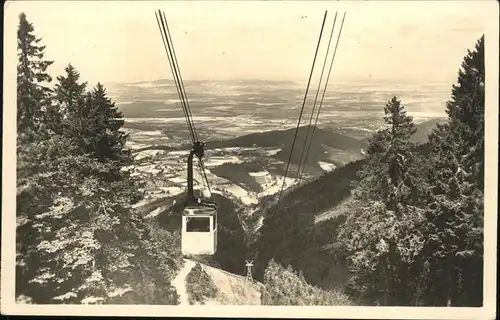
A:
445;35;485;191
88;83;131;165
355;97;421;209
15;12;54;299
55;69;133;168
42;64;86;136
421;35;484;307
53;64;88;136
340;97;427;305
55;64;88;112
17;12;53;138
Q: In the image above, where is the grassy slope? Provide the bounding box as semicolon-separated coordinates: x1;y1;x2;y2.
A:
201;262;263;305
173;258;262;305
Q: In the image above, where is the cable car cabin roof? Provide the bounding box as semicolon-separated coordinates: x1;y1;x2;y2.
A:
183;203;217;216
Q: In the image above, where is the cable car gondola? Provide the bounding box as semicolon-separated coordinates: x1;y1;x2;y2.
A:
155;10;218;255
181;141;218;255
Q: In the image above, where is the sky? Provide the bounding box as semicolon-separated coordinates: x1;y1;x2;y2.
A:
5;0;493;86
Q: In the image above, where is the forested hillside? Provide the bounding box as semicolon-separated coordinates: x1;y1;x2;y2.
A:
254;35;485;307
15;13;183;304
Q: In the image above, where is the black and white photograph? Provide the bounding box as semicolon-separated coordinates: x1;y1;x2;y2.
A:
1;0;498;318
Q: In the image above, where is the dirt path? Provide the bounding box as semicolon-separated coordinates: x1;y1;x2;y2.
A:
172;259;196;305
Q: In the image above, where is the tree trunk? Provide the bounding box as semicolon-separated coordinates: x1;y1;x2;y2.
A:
384;263;389;305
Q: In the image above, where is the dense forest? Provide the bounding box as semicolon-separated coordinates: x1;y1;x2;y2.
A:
211;163;265;192
15;13;183;304
255;35;485;306
15;11;485;307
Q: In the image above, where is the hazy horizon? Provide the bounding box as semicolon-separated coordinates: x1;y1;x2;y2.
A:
5;1;489;87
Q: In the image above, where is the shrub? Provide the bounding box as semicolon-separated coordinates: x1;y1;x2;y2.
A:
261;259;352;306
185;263;218;304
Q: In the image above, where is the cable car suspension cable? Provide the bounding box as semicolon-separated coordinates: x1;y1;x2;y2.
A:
160;10;199;143
163;10;213;195
156;13;193;143
155;11;195;143
301;12;346;180
296;12;339;183
277;10;328;204
156;10;213;199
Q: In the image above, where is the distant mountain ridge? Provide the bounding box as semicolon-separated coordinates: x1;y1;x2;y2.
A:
411;117;446;143
207;125;366;151
132;124;368;172
131;117;442;161
131;124;365;151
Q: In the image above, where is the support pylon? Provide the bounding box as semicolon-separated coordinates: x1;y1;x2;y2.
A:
245;260;254;282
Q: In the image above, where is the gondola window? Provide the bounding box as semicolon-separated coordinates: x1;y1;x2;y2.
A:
186;216;211;232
